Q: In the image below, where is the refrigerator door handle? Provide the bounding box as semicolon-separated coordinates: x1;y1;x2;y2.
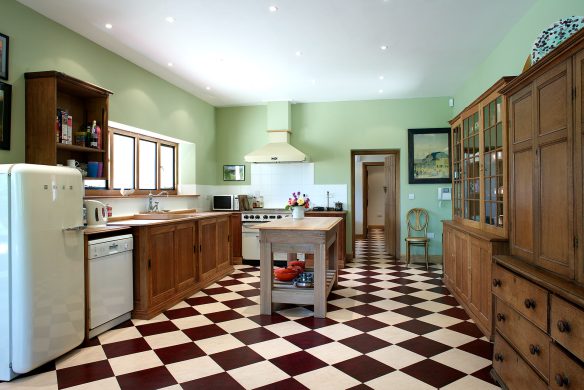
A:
62;225;86;232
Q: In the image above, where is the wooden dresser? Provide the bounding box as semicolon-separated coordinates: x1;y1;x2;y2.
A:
491;28;584;389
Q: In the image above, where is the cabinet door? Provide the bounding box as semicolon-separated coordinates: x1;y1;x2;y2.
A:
461;112;481;229
148;225;176;306
574;49;584;284
468;237;492;332
216;216;231;270
175;222;198;292
230;214;242;262
454;231;469;300
442;226;453;285
200;218;218;281
533;61;575;278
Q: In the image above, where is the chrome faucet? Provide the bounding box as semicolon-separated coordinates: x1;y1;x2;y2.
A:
147;191;169;212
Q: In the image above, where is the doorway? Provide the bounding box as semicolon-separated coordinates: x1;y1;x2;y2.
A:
362;162;384;239
351;149;400;259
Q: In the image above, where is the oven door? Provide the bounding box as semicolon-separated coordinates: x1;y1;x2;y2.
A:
242;222;289;261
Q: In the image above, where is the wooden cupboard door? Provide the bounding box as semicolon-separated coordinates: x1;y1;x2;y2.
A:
469;237;492;332
454;231;469;301
216;216;231;270
148;225;176;306
442;227;452;285
509;85;535;261
534;61;575;279
230;214;242;263
575;49;584;284
175;222;197;292
200;218;217;280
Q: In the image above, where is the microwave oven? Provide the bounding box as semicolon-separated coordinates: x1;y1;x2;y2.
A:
212;195;239;211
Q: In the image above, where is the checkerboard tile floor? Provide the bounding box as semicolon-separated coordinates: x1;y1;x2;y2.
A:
1;230;500;389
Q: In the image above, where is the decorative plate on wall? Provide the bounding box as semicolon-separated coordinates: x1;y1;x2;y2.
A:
532;16;584;64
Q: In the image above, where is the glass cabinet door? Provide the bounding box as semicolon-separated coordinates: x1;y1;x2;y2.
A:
462;112;481;224
482;96;504;229
452;122;463;219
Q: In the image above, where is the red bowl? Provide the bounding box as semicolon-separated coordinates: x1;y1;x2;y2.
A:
287;260;306;270
274;267;298;281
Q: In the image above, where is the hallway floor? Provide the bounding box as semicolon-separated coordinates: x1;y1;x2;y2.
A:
2;230;499;389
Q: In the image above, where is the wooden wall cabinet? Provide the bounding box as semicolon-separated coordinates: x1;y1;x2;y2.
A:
25;72;112;190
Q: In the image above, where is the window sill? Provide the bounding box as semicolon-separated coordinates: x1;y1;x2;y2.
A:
84;194;200;200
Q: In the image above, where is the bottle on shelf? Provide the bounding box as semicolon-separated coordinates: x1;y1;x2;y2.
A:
90;120;98;149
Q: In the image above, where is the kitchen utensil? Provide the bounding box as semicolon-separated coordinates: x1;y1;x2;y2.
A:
274;267;298;281
84;200;108;227
295;272;314;288
66;159;79;168
87;162;99;178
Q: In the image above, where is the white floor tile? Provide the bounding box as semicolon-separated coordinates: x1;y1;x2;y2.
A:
441;375;500;389
98;326;142;345
228;361;289;389
295;366;360;390
144;330;192;350
216;317;260;333
432;349;491;374
194;302;231;314
306;342;361;365
55;346;107;369
249;338;302;359
368;345;425;369
108;350;163;376
315;323;362;340
264;320;310;337
366;370;435;390
423;328;476;347
368;326;418;344
166;356;223;383
171;314;213;330
195;334;245;355
419;313;463;328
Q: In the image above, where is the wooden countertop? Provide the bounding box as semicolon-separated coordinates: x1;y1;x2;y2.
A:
107;211;234;227
306;210;347;215
84;225;132;235
442;220;508;242
257;216;342;231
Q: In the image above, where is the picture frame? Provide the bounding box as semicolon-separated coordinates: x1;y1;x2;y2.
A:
223;165;245;181
408;128;451;184
0;81;12;150
0;33;8;81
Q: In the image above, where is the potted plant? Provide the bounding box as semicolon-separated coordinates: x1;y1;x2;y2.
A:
286;192;310;219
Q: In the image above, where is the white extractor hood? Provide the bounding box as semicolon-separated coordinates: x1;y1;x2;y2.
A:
244;101;308;163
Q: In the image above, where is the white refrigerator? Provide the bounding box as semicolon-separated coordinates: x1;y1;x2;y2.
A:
0;164;85;381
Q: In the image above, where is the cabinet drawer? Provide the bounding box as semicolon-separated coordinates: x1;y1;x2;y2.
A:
492;265;548;331
550;343;584;389
495;298;549;380
493;333;547;390
551;295;584;362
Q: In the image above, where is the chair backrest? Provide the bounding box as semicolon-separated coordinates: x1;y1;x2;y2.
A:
406;208;429;237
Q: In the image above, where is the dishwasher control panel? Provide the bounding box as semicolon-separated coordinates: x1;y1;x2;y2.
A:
88;234;133;259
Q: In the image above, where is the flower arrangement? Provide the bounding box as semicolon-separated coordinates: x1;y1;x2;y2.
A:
286;191;310;209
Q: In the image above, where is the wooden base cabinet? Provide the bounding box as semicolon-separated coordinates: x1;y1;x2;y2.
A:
442;221;507;338
133;216;233;319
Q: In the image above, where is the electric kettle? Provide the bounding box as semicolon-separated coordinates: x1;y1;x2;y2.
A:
84;200;108;227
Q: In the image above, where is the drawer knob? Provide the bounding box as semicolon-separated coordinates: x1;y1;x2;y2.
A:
524;298;536;309
555;373;569;387
557;320;571;333
494;353;504;362
496;313;506;322
492;279;502;287
529;344;541;355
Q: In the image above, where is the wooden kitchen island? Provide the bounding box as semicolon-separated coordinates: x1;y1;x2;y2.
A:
258;217;342;318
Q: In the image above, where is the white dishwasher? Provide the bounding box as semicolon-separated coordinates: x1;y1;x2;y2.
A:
88;234;134;338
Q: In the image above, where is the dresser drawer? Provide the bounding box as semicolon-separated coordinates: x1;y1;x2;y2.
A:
495;298;550;380
551;295;584;362
493;333;547;390
550;343;584;389
492;265;548;331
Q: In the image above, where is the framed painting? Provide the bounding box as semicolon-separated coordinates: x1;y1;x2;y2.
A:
0;33;8;81
223;165;245;181
408;128;451;184
0;81;12;150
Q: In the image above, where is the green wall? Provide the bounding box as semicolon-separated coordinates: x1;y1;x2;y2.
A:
0;0;216;184
454;0;584;113
216;98;453;255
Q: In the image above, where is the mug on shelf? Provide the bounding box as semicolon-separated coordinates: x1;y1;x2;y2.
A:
66;159;79;168
87;161;99;178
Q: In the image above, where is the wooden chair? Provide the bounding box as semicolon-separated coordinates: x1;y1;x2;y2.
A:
404;208;430;270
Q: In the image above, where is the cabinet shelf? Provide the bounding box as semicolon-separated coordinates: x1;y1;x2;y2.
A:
57;143;105;153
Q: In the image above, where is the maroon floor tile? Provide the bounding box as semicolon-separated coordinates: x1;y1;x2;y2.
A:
102;337;151;359
428;286;453;296
270;350;328;376
236;289;260;298
294;316;338;329
397;336;451;357
202;286;233;295
334;355;394;382
230;272;253;279
389;285;422;294
185;295;217;306
447;321;485;338
248;313;289;326
181;372;244;390
424;278;444;286
221;298;257;309
217;279;244;286
440;306;471;320
249;282;261;289
346;303;386;317
343;317;387;332
154;342;206;365
351;284;384;293
205;309;245;323
432;295;459;306
116;366;177;390
136;321;179;337
457;339;493;360
392;295;426;306
393;306;434;319
164;306;199;320
232;327;279;345
350;294;385;304
284;331;334;349
79;337;101;348
56;360;114;389
113;319;134;329
339;333;391;354
395;319;441;335
210;346;265;370
183;324;227;341
471;366;498;385
347;384;374;390
353;270;382;277
392;277;419;285
401;359;466;388
254;377;309;390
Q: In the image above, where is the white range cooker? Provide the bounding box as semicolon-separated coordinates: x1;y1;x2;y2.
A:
241;209;291;261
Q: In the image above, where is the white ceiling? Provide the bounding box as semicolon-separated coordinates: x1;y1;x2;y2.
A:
18;0;536;107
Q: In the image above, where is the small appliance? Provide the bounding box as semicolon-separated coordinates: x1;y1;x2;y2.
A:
85;199;108;227
212;195;239;211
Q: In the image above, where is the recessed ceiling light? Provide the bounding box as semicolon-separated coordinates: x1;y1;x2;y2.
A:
165;16;175;23
379;75;385;80
105;23;113;29
167;62;173;67
295;51;303;56
380;45;388;50
378;89;384;93
269;5;278;12
205;86;211;91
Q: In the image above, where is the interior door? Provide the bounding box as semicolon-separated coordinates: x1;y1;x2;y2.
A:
384;155;397;256
363;165;369;239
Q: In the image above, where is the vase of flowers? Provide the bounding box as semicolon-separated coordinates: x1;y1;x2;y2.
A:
286;191;310;219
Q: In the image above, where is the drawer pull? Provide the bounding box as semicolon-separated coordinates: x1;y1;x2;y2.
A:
496;313;506;322
557;320;571;333
492;279;502;287
555;373;569;387
528;344;540;355
494;353;504;362
524;298;536;309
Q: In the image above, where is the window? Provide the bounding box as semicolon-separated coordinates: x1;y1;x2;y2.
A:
109;127;178;194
